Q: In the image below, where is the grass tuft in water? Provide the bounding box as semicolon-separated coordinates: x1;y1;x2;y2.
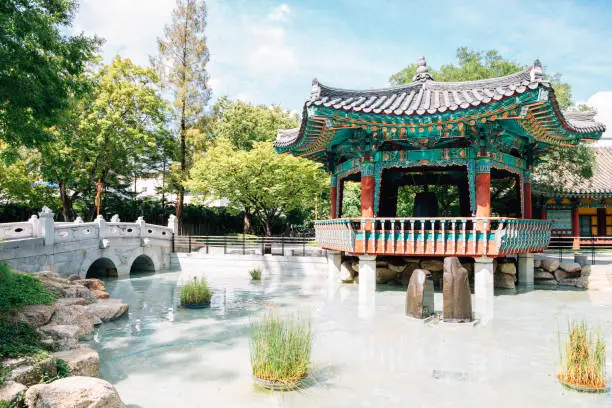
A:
250;312;312;387
557;320;607;390
180;277;212;306
249;268;262;281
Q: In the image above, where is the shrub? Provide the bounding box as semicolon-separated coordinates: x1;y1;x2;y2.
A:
250;312;312;387
56;358;71;379
0;321;44;359
180;278;212;306
558;320;607;390
249;268;262;281
0;264;55;311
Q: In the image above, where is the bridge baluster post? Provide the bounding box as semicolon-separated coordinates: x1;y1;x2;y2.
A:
29;214;41;238
39;207;55;247
167;214;178;235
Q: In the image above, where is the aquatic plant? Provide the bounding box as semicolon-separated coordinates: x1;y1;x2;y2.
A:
558;320;607;391
180;278;212;306
249;268;262;281
250;312;312;387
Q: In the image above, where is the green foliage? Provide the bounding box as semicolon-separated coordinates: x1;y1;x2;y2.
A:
180;278;212;306
340;182;361;218
208;97;299;150
187;139;327;236
55;358;71;379
249;268;262;281
0;264;55;311
250;312;312;386
0;320;44;359
0;0;100;147
558;321;606;390
532;145;596;193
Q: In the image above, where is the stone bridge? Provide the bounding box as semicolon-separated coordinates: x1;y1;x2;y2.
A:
0;207;176;278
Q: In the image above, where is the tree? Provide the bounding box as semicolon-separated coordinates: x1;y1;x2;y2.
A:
153;0;210;233
390;47;594;193
0;0;100;147
40;57;170;221
208;97;299;150
187;140;327;237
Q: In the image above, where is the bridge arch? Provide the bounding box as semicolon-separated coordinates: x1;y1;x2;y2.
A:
130;254;156;275
85;257;118;279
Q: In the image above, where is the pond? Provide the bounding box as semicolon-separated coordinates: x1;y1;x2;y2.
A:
90;266;612;407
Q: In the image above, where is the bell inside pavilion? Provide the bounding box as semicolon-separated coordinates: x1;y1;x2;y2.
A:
275;56;605;319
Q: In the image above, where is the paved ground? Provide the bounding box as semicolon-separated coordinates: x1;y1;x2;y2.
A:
92;268;612;408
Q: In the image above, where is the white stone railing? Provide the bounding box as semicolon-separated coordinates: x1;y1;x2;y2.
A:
0;207;177;249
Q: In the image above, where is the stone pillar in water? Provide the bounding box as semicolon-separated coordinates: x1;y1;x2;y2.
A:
358;255;376;318
474;257;494;323
406;269;434;319
443;257;472;322
518;253;534;286
326;250;342;281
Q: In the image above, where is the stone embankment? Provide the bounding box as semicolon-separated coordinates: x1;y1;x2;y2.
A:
0;272;127;407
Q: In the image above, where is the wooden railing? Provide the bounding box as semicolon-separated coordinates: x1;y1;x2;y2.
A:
314;217;552;257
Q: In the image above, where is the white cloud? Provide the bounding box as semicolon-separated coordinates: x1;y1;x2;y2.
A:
588;92;612;143
267;4;291;22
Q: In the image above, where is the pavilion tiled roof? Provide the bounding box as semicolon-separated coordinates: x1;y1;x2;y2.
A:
275;58;606;149
557;147;612;195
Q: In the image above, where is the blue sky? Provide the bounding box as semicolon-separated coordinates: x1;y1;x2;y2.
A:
73;0;612;135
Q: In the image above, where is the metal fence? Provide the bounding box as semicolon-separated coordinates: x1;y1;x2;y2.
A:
546;236;612;265
172;235;322;257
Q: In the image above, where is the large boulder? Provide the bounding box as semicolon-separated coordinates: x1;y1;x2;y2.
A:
541;259;560;273
62;285;96;303
376;267;397;284
38;325;80;351
91;290;110;299
535;270;555;280
85;299;128;322
442;257;472;322
554;269;570;282
400;263;420;285
53;345;100;377
499;262;517;276
36;274;73;298
11;304;55;328
4;355;57;387
534;259;541;268
405;269;434;319
73;279;105;292
340;260;356;283
49;305;96;339
0;381;27;405
25;376;125;408
580;265;612;290
494;272;515;289
55;298;88;307
420;259;443;272
559;262;581;275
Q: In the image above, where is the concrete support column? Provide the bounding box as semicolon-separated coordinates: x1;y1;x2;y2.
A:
475;156;491;218
523;182;532;219
474;257;494;323
518;253;534;286
358;255;376;318
330;176;338;219
326;250;342;281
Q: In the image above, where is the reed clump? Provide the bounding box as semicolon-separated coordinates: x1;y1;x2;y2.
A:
180;277;212;306
558;320;607;391
250;312;312;387
249;268;262;281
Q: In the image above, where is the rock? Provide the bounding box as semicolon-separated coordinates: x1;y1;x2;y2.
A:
53;345;100;377
91;290;110;299
73;279;105;291
4;355;57;387
554;269;569;282
62;285;96;303
37;271;63;280
420;259;443;272
55;298;88;307
67;275;81;282
541;259;560;273
499;262;517;276
558;277;581;287
405;269;434;319
376;267;397;284
535;270;555;280
534;259;541;268
49;305;96;339
85;299;128;322
25;377;125;408
574;255;588;267
494;272;515;289
442;257;472;322
340;260;356;283
351;260;359;272
11;304;55;328
36;275;72;297
0;381;27;405
580;264;612;290
559;262;581;274
38;324;80;351
388;262;407;274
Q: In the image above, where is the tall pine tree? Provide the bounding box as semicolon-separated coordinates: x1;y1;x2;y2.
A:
153;0;210;233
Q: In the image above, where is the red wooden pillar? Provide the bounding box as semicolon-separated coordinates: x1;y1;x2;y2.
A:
475;156;491;218
571;203;580;249
329;176;337;219
523;182;532;219
361;162;375;218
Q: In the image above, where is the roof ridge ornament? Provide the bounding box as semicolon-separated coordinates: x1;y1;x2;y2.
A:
412;56;434;82
530;59;544;82
311;78;321;100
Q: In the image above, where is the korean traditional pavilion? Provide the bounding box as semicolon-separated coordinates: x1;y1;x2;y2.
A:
275;57;605;320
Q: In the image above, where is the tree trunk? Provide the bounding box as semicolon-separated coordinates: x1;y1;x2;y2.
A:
243;211;252;235
264;218;272;238
58;181;73;221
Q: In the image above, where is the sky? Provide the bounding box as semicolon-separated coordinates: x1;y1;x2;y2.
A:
73;0;612;139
